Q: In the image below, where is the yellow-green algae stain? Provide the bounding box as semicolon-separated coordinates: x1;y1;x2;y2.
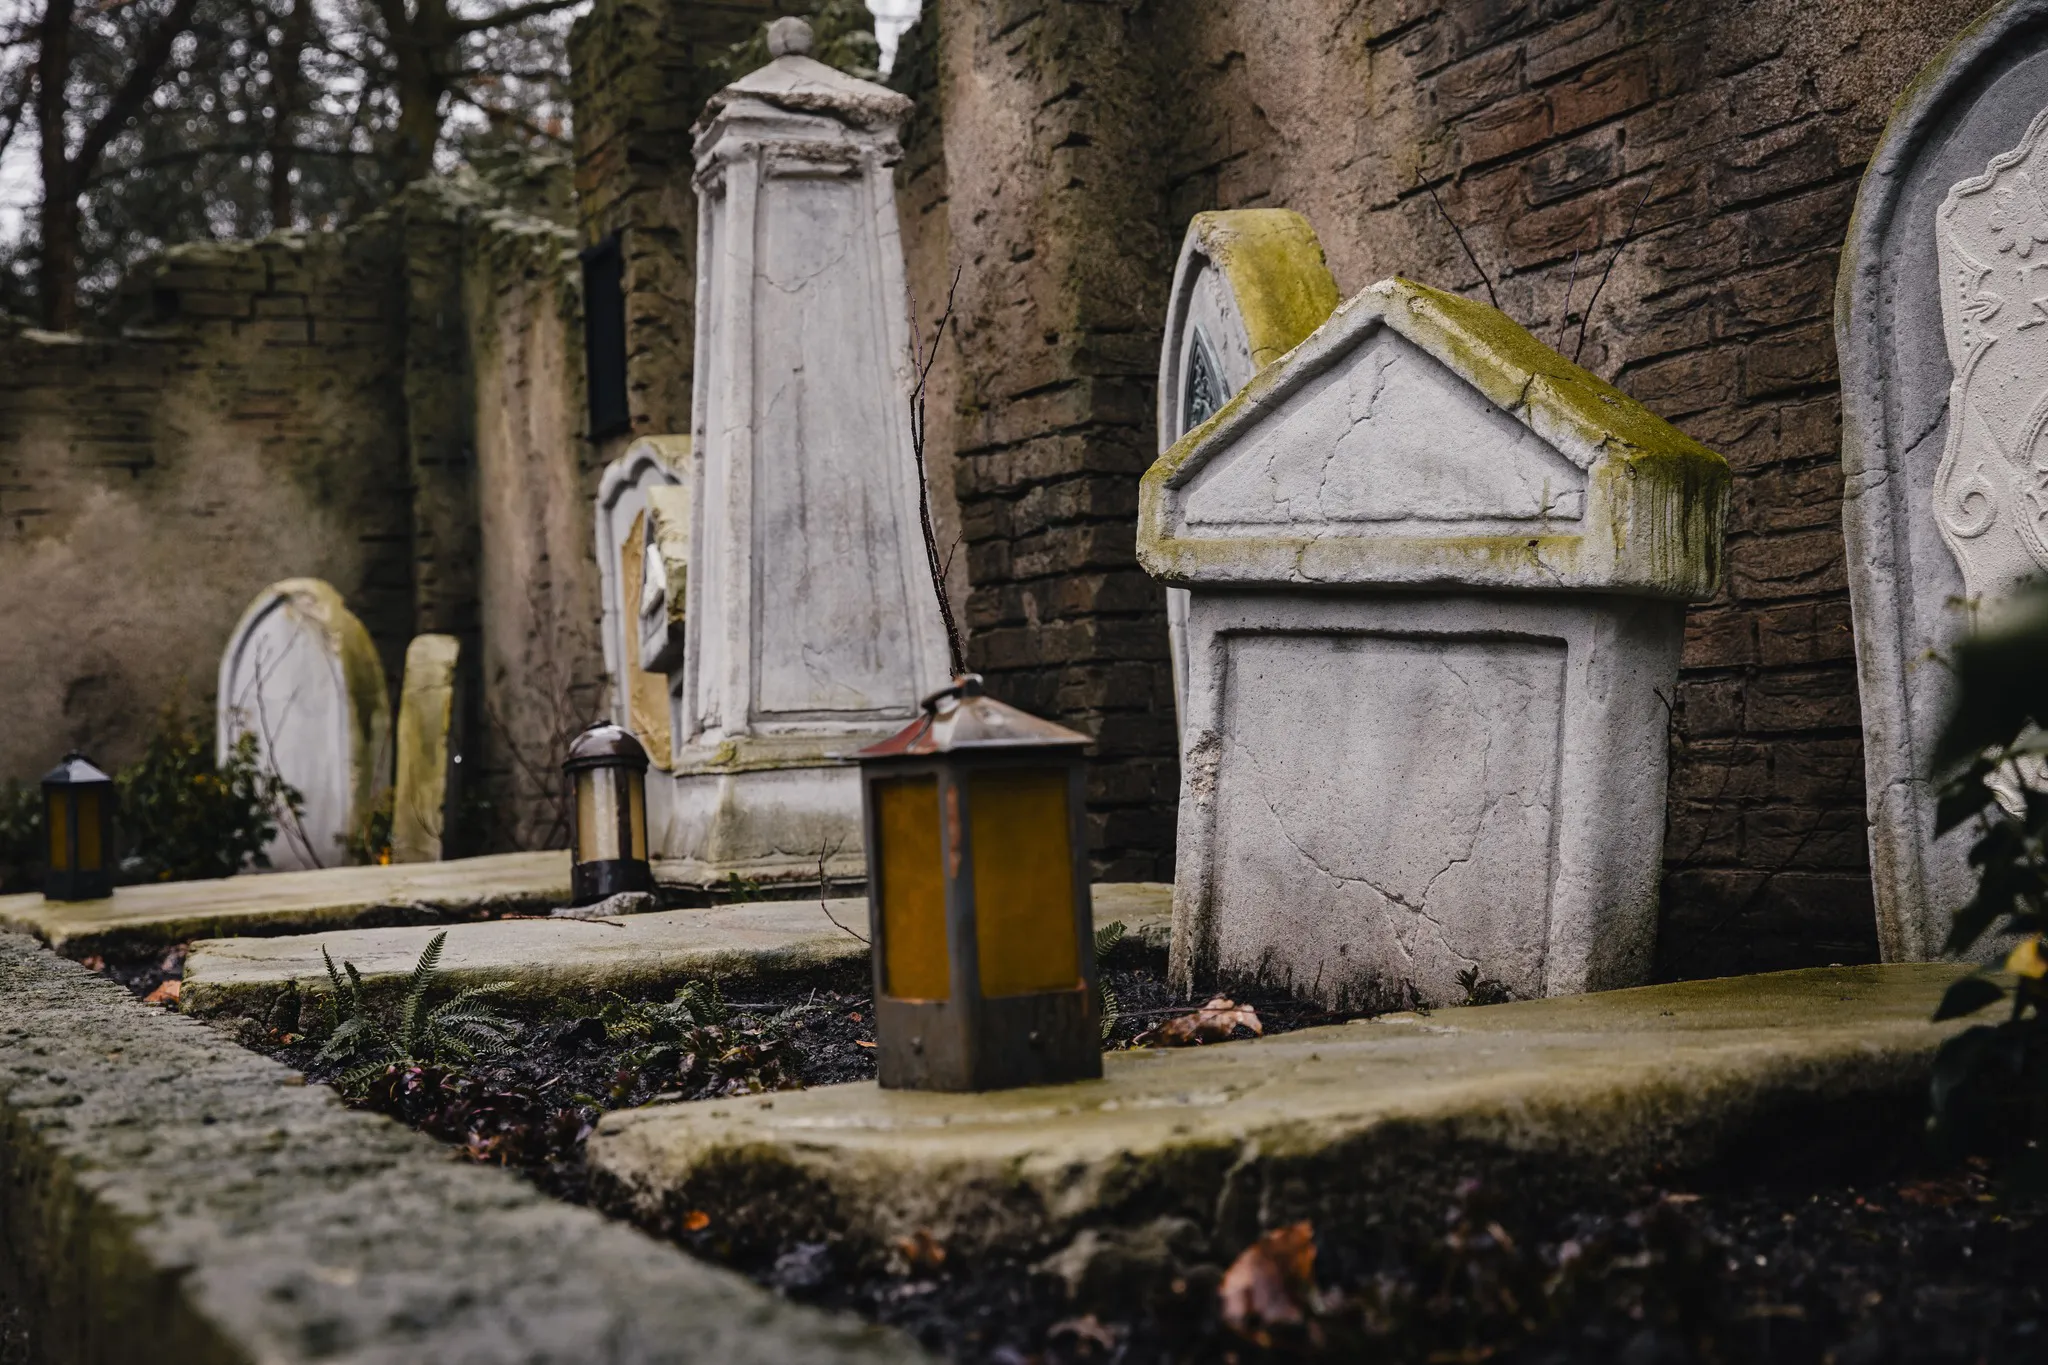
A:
1184;210;1341;368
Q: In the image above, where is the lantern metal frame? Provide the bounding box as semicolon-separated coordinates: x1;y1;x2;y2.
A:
563;721;654;905
856;675;1101;1091
41;752;115;902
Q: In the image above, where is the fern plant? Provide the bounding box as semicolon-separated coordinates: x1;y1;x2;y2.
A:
315;931;520;1089
1095;920;1126;1041
599;980;818;1096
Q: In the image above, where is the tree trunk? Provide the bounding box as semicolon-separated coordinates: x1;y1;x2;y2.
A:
34;0;79;330
268;0;313;230
382;0;453;187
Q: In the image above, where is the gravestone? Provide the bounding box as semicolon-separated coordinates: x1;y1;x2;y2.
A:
1156;211;1340;728
217;578;391;871
391;634;461;864
595;435;689;772
1139;278;1729;1008
674;15;949;876
1840;0;2048;960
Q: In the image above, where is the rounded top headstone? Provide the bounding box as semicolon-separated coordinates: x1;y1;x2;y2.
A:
766;16;813;57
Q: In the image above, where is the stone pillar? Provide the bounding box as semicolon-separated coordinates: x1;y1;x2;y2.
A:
391;633;462;864
1140;279;1729;1009
672;16;950;878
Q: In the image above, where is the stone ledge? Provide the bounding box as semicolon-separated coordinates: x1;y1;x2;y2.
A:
0;930;922;1365
180;883;1173;1022
586;964;1972;1271
0;851;867;958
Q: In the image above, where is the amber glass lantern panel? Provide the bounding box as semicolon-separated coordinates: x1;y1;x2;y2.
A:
46;791;69;872
877;775;949;1000
75;790;102;871
626;770;648;860
575;767;621;862
970;767;1079;997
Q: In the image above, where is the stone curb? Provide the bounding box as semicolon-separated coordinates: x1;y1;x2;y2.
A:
587;964;1973;1275
0;931;926;1364
179;883;1174;1023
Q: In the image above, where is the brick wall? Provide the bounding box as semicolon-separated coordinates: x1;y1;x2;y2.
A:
0;232;413;788
908;0;1994;964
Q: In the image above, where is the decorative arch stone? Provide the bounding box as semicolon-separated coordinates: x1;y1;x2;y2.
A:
1156;210;1340;726
595;435;689;771
1840;0;2048;960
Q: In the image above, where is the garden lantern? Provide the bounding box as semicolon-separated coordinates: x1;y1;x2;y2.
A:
41;752;114;902
854;675;1100;1091
564;721;652;905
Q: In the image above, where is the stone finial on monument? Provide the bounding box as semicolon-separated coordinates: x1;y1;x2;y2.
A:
596;436;689;773
1139;278;1730;1008
675;21;948;878
217;578;392;871
1157;211;1341;728
391;634;462;864
1841;0;2048;962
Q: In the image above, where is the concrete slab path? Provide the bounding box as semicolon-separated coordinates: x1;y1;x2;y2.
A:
588;964;1974;1270
0;850;863;956
181;883;1174;1020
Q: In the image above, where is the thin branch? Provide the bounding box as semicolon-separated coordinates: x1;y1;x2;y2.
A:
72;0;206;183
816;844;867;944
82;139;372;189
447;82;567;145
1421;177;1499;311
1573;179;1655;366
1553;247;1582;352
908;267;966;677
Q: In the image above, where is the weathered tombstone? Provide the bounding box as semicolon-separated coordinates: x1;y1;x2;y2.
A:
1841;0;2048;961
1139;278;1729;1007
217;578;392;871
596;435;689;772
391;634;461;864
1157;211;1340;727
675;15;949;876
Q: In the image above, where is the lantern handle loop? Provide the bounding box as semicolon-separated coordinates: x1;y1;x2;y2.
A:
919;673;985;713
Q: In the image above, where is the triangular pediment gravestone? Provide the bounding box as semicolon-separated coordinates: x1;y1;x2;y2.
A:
1144;278;1724;598
1141;277;1728;1009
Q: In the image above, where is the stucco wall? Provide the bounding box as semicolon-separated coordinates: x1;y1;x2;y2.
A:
0;232;412;788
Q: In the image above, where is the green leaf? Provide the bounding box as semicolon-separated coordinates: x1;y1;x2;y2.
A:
1934;974;2007;1022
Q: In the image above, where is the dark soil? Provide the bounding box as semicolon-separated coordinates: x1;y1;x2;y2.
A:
87;945;2046;1362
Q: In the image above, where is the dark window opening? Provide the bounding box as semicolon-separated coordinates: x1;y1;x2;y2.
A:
581;235;630;440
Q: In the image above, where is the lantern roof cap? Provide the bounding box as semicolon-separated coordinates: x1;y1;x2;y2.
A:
565;721;651;773
41;751;111;786
854;676;1091;760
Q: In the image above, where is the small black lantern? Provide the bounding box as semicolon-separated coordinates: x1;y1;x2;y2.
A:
854;675;1099;1091
41;752;114;902
564;721;653;905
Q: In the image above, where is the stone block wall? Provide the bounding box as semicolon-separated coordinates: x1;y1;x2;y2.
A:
0;233;413;787
900;0;1993;966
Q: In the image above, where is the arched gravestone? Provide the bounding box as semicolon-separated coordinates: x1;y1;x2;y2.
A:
217;579;391;871
595;435;689;773
1140;279;1728;1008
1840;0;2048;961
1157;211;1341;725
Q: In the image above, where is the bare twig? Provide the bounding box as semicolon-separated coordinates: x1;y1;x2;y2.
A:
1421;178;1499;311
1553;247;1582;352
817;843;867;944
908;268;967;676
1573;180;1656;366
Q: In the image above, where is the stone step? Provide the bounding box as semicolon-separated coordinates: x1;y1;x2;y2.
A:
586;963;1972;1273
0;930;922;1364
181;882;1174;1022
0;849;864;957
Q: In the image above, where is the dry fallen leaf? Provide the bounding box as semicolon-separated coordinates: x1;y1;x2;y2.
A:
1220;1221;1316;1346
896;1228;946;1271
1134;996;1263;1048
144;979;181;1006
78;955;105;972
854;1039;877;1048
681;1209;711;1232
1047;1313;1123;1352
